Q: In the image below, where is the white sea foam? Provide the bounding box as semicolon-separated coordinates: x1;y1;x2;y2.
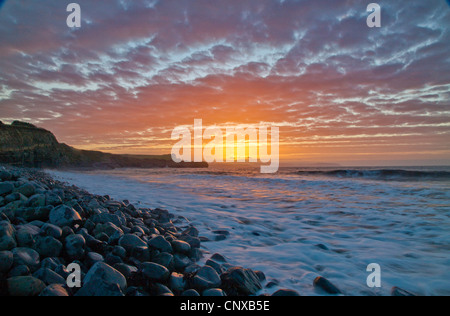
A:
48;166;450;296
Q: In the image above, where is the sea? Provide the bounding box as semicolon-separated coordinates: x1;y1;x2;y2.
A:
48;165;450;296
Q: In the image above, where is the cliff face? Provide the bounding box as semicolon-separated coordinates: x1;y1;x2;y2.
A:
0;121;207;169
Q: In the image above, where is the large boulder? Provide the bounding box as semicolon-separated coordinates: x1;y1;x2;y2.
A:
76;262;127;297
191;266;221;291
0;221;16;251
7;276;46;296
49;205;82;227
221;267;262;296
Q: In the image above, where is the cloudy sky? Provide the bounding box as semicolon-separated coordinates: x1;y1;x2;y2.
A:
0;0;449;165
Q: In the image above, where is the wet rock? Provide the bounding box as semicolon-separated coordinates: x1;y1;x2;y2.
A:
171;239;191;254
211;253;227;263
205;259;225;275
7;276;46;296
0;182;14;196
8;265;30;277
15;183;36;197
85;252;104;267
16;206;52;222
94;222;123;238
49;205;82;227
182;289;201;297
391;287;417;297
83;262;127;292
221;267;262;296
16;224;40;248
40;223;62;239
0;251;14;273
92;213;126;228
153;252;175;271
44;192;63;206
75;279;124;297
142;262;170;282
148;235;173;253
33;268;66;285
179;235;201;249
255;271;266;283
203;288;227;296
33;236;63;258
191;266;221;290
26;194;46;208
174;253;192;271
39;284;69;296
0;221;16;251
150;283;173;296
169;272;186;293
313;277;342;295
64;234;86;260
113;263;138;279
118;234;147;253
272;289;301;296
12;247;40;272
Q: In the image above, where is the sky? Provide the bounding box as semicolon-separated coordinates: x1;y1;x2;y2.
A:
0;0;449;166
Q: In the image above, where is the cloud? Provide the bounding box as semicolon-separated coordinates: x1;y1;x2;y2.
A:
0;0;449;163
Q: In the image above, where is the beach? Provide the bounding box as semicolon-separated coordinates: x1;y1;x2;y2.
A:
48;165;450;296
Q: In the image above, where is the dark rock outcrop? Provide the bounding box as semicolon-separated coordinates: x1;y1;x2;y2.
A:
0;121;208;169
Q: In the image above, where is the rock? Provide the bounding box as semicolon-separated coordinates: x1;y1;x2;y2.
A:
7;276;46;296
113;264;138;279
44;192;62;206
92;213;126;228
26;194;46;208
148;235;173;253
150;283;173;296
64;234;86;260
16;206;52;222
8;265;30;277
272;289;301;296
183;226;199;237
191;266;221;290
94;222;123;238
40;223;62;239
16;224;40;248
0;200;24;219
173;253;192;271
118;234;147;253
0;182;14;196
203;288;227;296
211;253;227;263
75;279;124;297
255;271;266;282
142;262;170;282
221;267;262;296
112;246;127;259
49;205;82;227
169;272;186;293
0;196;4;207
391;287;417;297
85;252;104;267
313;277;342;295
83;262;127;292
179;235;201;249
33;268;66;285
4;192;27;204
12;247;40;272
205;259;225;275
33;236;63;258
0;170;12;181
130;246;150;262
39;284;69;296
0;221;16;251
15;183;36;197
0;251;14;273
182;289;201;296
153;252;175;271
171;240;191;254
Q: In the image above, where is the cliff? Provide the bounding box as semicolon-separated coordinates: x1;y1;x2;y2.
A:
0;121;208;169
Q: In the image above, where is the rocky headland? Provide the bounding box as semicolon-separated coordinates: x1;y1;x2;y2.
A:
0;121;207;170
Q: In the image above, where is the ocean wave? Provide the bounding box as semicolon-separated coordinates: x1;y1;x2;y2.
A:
296;169;450;181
